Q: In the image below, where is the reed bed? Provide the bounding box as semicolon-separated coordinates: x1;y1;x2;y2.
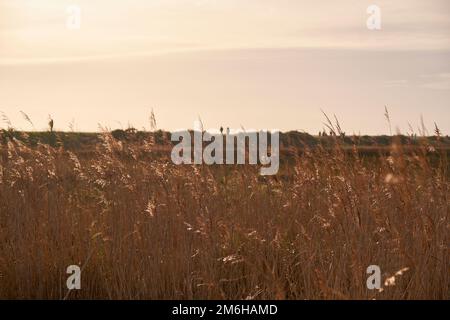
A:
0;129;448;299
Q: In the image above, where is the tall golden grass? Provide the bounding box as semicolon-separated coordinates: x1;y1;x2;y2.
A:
0;126;448;299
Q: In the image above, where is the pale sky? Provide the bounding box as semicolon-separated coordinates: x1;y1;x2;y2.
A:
0;0;449;134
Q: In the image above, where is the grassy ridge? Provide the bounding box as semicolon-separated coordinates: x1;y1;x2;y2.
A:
3;129;450;150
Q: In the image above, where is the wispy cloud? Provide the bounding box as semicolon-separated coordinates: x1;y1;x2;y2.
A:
383;79;409;88
1;0;449;65
419;73;450;90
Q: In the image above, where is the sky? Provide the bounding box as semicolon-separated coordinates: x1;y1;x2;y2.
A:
0;0;449;134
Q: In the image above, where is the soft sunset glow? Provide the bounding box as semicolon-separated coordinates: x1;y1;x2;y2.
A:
0;0;449;133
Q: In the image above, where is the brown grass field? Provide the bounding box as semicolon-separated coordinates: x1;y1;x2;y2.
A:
0;127;448;300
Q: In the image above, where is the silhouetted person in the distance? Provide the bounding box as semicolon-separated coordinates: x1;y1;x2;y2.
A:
48;117;54;132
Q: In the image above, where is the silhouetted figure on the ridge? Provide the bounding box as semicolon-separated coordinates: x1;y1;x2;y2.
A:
48;117;54;132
